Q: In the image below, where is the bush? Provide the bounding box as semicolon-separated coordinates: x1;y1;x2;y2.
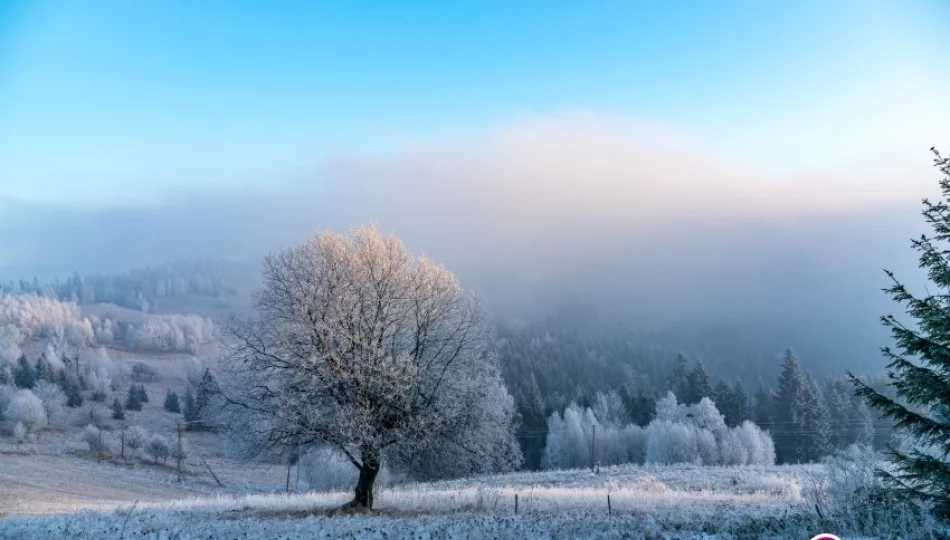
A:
5;389;48;434
164;390;180;413
125;426;147;455
130;362;158;382
81;424;105;452
91;390;107;402
146;434;170;464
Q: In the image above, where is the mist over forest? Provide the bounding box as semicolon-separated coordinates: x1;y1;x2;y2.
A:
0;118;936;382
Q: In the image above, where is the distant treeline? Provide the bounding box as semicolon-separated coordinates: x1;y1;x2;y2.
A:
0;259;255;311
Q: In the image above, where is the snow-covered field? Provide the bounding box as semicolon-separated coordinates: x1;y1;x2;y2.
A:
0;454;838;539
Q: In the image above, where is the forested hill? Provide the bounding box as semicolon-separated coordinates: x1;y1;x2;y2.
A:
0;259;259;315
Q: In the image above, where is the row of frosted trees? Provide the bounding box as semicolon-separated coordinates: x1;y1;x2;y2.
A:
542;392;775;469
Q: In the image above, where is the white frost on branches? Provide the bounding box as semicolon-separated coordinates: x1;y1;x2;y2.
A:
542;391;775;470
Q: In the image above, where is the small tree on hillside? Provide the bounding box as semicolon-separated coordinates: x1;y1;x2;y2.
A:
852;148;950;517
111;398;125;420
164;389;181;413
124;386;142;411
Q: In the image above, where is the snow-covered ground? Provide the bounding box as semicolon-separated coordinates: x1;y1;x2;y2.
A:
0;453;835;539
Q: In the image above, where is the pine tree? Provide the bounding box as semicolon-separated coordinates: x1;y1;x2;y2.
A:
668;354;691;401
773;349;807;463
851;148;950;517
731;380;751;426
13;355;35;389
685;361;712;405
124;386;142;411
35;354;56;382
164;390;181;413
713;380;736;425
111;398;125;420
797;375;832;461
753;378;772;428
136;384;149;403
183;388;198;424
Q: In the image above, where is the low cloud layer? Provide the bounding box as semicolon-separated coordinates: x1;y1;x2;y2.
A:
0;114;938;362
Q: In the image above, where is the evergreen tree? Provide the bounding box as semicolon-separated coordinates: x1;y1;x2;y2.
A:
797;375;832;461
730;380;751;426
183;388;198;424
35;354;56;382
65;383;83;408
164;390;181;413
668;354;691;401
851;147;950;517
124;386;142;411
13;355;35;389
753;378;772;428
684;361;712;405
773;349;807;463
111;398;125;420
713;380;735;425
136;384;149;403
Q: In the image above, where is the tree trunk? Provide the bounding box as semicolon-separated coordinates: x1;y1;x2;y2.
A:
345;451;380;510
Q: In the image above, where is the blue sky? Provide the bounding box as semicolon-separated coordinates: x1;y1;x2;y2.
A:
1;0;948;205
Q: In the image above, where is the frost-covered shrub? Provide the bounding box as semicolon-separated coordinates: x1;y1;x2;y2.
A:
81;424;105;452
125;426;147;455
646;421;700;465
13;421;26;443
32;380;66;426
5;389;48;434
146;434;170;464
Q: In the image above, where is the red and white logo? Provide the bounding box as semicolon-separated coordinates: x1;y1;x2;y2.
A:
809;535;842;540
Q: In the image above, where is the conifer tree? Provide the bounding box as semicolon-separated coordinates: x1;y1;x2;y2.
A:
164;389;181;413
35;354;56;382
13;355;35;389
124;386;142;411
685;361;712;405
797;375;832;462
753;377;772;427
851;148;950;517
668;354;691;401
111;398;125;420
731;380;751;426
774;349;806;463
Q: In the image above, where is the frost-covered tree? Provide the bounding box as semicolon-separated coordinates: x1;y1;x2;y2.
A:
146;434;170;464
164;390;181;413
81;424;105;452
13;356;35;389
32;380;66;426
851;148;950;517
124;386;142;411
125;426;147;456
6;389;47;434
668;354;691;401
218;225;521;509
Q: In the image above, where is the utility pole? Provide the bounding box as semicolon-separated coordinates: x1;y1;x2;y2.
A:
177;423;183;482
120;428;125;459
590;424;596;472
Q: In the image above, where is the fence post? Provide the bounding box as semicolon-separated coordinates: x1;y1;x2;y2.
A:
590;424;596;472
120;428;125;459
607;493;612;516
177;423;183;482
515;493;518;514
98;429;103;462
